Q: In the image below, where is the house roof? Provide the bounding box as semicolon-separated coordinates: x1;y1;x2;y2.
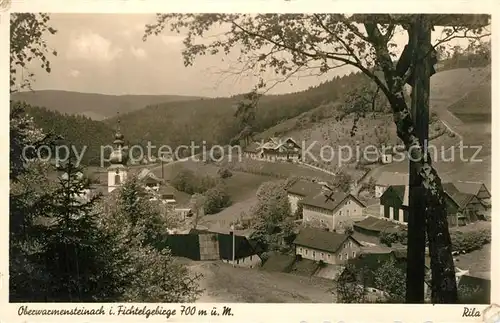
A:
301;191;365;212
287;180;323;197
293;227;360;253
384;185;410;206
137;168;164;183
446;191;476;209
354;216;405;234
261;136;301;151
376;172;409;187
442;182;460;195
458;274;491;304
453;181;491;198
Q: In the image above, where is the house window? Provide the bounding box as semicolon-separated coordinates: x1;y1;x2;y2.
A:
339;254;342;260
345;253;348;260
340;211;342;216
352;251;356;258
250;256;253;261
114;174;121;185
321;252;324;258
328;254;330;258
313;251;316;257
305;249;308;255
299;247;302;252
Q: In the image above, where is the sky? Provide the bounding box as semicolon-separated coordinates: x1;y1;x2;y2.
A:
22;14;481;98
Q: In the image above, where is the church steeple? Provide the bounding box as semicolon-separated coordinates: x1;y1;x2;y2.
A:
107;114;128;193
109;113;128;165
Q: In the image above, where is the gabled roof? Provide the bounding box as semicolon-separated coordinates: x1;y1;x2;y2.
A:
382;185;409;206
293;227;361;253
446;191;476;209
354;216;405;234
261;136;301;151
287;180;323;197
376;172;409;187
442;182;460;195
301;191;365;212
137;168;164;184
452;181;491;199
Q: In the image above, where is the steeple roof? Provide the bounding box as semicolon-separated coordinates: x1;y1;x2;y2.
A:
109;115;128;166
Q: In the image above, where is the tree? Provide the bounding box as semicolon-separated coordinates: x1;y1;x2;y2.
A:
374;258;406;302
336;264;367;303
10;13;58;93
333;170;353;193
189;193;206;229
144;13;490;303
250;181;292;249
203;183;231;214
232;89;261;146
96;178;203;302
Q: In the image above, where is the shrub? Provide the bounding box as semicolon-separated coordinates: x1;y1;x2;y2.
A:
203;184;231;214
217;167;233;179
379;229;408;247
171;167;219;195
451;228;491;253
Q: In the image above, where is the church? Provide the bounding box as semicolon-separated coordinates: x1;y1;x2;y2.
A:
63;121;180;208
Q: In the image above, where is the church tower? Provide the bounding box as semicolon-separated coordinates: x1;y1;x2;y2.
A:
108;117;128;193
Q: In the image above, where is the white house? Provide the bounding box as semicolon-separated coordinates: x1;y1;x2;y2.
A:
301;190;366;232
293;227;362;265
244;136;302;162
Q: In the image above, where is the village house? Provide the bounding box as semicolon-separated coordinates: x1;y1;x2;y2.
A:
374;171;409;198
286;180;323;215
293;227;362;265
448;181;491;207
380;183;488;226
353;215;405;237
301;190;366;232
243;137;302;162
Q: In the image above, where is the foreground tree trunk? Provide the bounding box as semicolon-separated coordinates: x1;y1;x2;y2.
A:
365;18;457;303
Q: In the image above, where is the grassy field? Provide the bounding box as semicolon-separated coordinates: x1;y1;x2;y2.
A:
224;158;337;182
185;260;335;303
156;160;275;204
